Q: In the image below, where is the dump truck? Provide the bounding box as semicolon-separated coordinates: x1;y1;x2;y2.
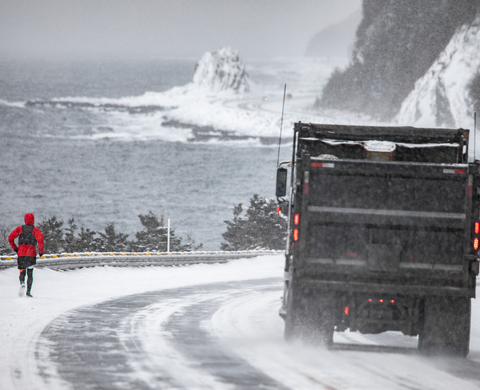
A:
276;123;480;357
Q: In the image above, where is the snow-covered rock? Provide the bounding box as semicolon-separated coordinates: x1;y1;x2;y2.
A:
395;15;480;128
192;47;250;93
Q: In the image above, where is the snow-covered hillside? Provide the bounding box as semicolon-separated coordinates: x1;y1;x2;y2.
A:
319;2;480;122
192;47;250;93
396;15;480;129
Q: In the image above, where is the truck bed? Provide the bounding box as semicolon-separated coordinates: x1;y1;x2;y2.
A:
297;157;473;296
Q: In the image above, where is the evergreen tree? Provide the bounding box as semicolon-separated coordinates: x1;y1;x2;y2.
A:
63;217;99;252
0;240;7;256
182;233;204;252
131;211;167;252
63;218;79;252
221;204;245;251
221;194;287;251
37;216;64;254
10;213;202;254
0;223;13;255
131;211;188;252
76;227;97;252
95;223;129;252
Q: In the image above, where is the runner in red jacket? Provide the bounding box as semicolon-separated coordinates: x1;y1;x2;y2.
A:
9;213;44;297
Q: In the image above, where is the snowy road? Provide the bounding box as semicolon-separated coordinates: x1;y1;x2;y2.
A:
37;279;286;390
34;278;480;390
2;256;480;389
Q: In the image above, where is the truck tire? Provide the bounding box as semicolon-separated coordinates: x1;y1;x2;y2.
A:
418;296;471;357
284;287;335;347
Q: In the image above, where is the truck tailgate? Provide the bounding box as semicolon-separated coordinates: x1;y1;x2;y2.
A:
304;159;471;279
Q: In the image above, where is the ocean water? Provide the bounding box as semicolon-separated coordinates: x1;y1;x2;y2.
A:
0;58;292;249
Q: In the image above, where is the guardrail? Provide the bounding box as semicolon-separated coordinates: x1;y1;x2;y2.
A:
0;250;283;271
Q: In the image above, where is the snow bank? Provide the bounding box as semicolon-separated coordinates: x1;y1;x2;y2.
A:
395;15;480;129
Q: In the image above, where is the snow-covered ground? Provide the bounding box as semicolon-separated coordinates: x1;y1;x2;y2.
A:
0;256;281;390
2;256;480;389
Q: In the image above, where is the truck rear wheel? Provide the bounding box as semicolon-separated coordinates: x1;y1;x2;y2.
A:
418;296;471;357
284;288;335;347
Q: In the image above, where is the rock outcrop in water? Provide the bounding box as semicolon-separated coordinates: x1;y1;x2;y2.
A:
192;47;250;93
318;0;480;123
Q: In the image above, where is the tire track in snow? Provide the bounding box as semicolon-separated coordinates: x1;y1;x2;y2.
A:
162;282;288;390
35;278;286;390
207;286;480;390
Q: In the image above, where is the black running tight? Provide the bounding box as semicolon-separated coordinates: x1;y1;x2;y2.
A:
19;268;34;292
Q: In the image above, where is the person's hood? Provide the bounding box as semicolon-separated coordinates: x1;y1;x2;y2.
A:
24;213;35;225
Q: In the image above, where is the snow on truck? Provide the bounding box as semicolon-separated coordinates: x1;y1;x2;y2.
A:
276;122;480;357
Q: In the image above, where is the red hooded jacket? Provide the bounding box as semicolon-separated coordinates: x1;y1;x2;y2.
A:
9;213;44;257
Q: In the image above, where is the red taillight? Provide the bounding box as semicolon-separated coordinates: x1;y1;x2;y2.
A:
368;299;372;302
293;229;299;241
312;162;335;168
344;306;349;315
277;206;282;214
294;214;300;225
390;299;395;304
472;221;480;252
379;299;384;303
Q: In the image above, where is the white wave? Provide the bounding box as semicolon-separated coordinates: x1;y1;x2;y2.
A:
44;89;379;144
0;99;25;108
27;56;374;145
30;86;382;145
71;125;192;143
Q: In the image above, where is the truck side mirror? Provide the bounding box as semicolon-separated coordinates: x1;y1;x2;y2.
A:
276;168;288;197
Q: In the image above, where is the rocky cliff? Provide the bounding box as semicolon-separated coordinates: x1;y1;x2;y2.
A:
192;47;250;93
395;15;480;128
319;0;480;122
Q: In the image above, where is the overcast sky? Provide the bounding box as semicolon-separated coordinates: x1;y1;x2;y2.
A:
0;0;361;60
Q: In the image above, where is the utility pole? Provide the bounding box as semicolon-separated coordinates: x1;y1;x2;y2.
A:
167;219;171;253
